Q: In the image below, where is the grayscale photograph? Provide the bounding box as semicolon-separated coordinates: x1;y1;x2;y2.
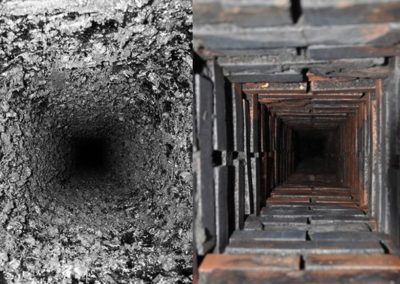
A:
0;0;192;283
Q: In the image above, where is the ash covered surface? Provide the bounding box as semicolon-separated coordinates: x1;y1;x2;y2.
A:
0;0;192;283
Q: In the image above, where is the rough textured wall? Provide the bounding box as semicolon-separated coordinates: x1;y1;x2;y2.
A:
0;0;192;283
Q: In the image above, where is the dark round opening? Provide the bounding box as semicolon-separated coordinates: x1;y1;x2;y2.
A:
71;136;109;175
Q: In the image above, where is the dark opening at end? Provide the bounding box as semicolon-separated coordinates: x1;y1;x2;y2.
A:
293;129;339;176
71;136;110;175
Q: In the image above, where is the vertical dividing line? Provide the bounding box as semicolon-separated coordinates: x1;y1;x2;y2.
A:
376;79;385;232
274;116;278;186
232;83;245;231
250;93;261;214
355;109;359;202
260;104;267;206
364;93;372;212
383;78;391;234
243;99;254;215
371;93;378;220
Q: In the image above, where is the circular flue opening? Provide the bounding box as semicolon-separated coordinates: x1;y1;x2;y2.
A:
71;136;110;175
